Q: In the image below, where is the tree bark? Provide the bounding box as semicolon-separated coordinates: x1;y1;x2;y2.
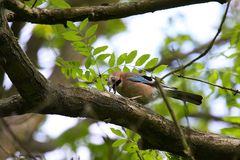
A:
5;0;227;24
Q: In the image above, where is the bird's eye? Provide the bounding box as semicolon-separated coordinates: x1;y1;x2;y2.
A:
111;77;116;83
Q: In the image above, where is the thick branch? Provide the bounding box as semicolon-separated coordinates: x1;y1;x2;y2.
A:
5;0;226;24
0;3;49;103
0;88;240;160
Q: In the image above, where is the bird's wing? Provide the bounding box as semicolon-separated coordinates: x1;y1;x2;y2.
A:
127;75;154;85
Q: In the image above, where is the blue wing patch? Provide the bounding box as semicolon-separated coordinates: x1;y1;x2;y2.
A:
127;75;154;84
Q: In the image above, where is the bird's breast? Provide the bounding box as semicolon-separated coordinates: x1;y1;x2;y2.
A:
116;81;155;104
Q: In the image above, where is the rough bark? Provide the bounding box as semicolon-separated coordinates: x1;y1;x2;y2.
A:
5;0;227;24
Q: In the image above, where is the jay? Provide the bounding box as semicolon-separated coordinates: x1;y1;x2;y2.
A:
108;72;202;105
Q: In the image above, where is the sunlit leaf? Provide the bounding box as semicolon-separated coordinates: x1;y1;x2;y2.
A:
132;68;139;73
153;65;168;74
88;35;97;45
221;71;232;88
194;63;204;70
221;127;240;138
135;54;150;66
85;71;90;80
96;78;104;91
49;0;71;8
62;31;82;41
144;58;158;69
96;54;111;62
209;70;218;84
122;142;138;153
85;57;92;69
79;18;89;31
108;53;115;67
73;82;88;88
24;0;46;7
126;50;137;64
123;66;130;72
67;21;78;31
117;53;127;65
89;68;97;77
223;116;240;124
72;41;87;48
112;139;127;147
93;46;108;55
86;24;98;38
110;128;125;138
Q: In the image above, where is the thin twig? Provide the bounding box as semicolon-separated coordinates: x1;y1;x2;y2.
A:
189;112;240;126
161;0;231;79
31;0;38;8
148;37;229;71
136;150;144;160
175;74;239;95
0;118;37;160
154;78;195;160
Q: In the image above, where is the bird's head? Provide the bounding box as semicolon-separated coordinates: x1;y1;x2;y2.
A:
108;72;123;94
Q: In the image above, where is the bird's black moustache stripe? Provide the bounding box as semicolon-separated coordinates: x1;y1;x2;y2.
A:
115;79;122;86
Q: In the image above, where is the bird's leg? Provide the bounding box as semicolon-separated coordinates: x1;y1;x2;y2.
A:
128;95;142;100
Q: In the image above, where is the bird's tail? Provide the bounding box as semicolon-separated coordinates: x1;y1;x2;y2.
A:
165;89;203;105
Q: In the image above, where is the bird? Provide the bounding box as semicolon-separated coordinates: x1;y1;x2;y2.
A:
108;72;203;105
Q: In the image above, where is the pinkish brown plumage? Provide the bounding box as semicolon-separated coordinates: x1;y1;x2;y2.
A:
108;72;203;105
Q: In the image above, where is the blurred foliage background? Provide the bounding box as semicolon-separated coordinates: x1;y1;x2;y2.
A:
1;0;240;159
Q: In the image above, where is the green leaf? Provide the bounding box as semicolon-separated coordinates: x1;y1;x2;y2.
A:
112;139;127;147
72;41;87;48
73;82;88;88
25;0;45;7
209;70;218;83
153;65;168;74
55;57;65;67
144;58;158;69
221;127;240;138
88;35;97;45
223;116;240;124
110;128;125;138
85;71;90;80
67;21;78;31
123;66;130;72
117;53;127;65
132;68;139;73
194;63;204;70
125;50;137;64
122;142;138;153
86;24;98;38
221;71;232;88
135;54;150;66
96;54;111;62
79;18;89;31
93;46;108;55
50;0;70;8
79;51;91;57
62;31;82;41
96;78;104;91
85;57;92;69
108;53;115;67
89;68;97;77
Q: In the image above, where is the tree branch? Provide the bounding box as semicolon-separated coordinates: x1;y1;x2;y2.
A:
0;88;240;160
0;2;50;104
5;0;227;24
